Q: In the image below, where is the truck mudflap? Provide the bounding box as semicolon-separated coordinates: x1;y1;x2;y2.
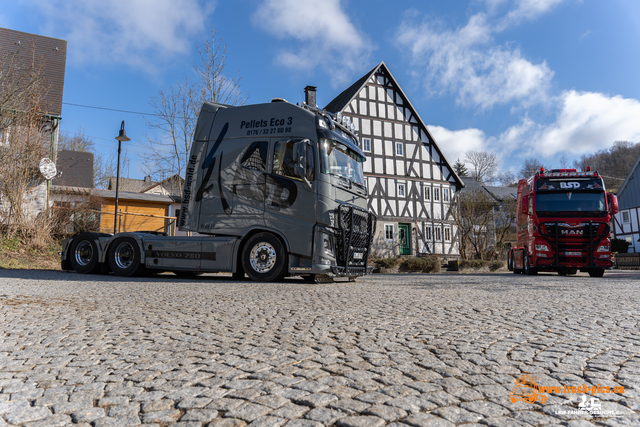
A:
333;204;376;276
536;221;613;269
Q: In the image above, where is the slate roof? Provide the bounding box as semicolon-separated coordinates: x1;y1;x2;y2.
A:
51;185;180;203
616;152;640;210
108;177;157;193
0;28;67;116
325;63;378;114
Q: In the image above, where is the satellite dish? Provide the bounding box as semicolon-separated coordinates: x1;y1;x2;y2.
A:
39;158;57;180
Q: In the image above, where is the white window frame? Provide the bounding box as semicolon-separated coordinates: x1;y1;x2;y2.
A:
435;226;442;241
396;142;403;156
362;138;371;153
434;187;440;201
425;225;432;241
384;224;394;241
424;186;430;201
398;183;406;197
622;210;630;223
443;188;449;202
444;227;451;242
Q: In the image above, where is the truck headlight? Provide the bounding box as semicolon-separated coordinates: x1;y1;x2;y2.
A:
596;245;610;252
323;234;334;256
535;244;549;251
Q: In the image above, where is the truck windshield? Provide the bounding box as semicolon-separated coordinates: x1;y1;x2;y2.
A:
319;138;365;186
535;192;606;216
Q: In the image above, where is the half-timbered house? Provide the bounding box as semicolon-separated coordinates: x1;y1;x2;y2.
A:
323;61;464;258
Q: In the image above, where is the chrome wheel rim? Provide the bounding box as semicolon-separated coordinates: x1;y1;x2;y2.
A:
114;241;135;270
249;242;276;273
74;240;93;266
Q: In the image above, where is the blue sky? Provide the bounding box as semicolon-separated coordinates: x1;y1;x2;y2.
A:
3;0;640;181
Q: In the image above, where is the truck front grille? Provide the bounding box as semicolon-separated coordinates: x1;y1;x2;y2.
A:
335;204;376;275
538;221;611;267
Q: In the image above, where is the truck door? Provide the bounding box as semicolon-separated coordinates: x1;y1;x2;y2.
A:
266;138;316;257
197;139;267;233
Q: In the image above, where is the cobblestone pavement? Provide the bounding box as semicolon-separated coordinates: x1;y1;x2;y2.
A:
1;269;640;427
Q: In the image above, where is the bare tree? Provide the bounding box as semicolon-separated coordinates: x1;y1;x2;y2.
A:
496;171;517;186
493;197;517;258
520;157;544;179
574;141;640;192
143;30;248;181
0;41;50;235
451;189;494;260
463;150;498;184
194;30;249;106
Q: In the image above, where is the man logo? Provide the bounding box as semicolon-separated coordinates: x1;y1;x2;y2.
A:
560;182;580;189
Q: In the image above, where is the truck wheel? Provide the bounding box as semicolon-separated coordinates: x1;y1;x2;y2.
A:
523;252;537;275
507;250;514;271
69;233;101;274
242;233;288;282
588;269;605;278
108;237;146;277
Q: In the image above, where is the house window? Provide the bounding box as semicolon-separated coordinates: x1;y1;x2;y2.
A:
443;188;449;202
434;187;440;201
385;224;394;240
398;183;406;197
425;225;432;240
396;142;403;156
424;186;430;201
362;138;371;152
435;226;442;241
622;211;630;223
444;227;451;242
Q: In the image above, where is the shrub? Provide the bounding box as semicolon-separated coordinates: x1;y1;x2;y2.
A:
400;256;440;273
459;259;488;270
375;257;400;268
612;238;630;254
489;260;504;271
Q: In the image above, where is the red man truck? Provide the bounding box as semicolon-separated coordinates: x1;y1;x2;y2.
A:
508;167;618;277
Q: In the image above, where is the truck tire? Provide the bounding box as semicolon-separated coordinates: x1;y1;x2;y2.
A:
242;233;288;282
507;249;514;271
69;233;101;274
588;268;605;278
523;252;537;275
108;237;146;277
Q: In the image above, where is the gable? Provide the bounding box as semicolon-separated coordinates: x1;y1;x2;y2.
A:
326;62;462;189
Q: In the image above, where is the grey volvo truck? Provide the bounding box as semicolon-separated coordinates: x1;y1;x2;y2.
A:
61;98;376;282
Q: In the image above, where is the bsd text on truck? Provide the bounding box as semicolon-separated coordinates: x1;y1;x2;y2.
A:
508;167;618;277
60;98;376;282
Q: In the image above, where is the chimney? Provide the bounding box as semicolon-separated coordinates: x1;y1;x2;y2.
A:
144;175;151;183
304;85;317;107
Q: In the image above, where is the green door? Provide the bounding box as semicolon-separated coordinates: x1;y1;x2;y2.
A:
398;223;411;255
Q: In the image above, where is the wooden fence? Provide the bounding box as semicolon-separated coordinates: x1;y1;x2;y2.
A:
613;253;640;270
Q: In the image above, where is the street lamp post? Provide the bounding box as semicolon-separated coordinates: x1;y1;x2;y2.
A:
114;121;130;234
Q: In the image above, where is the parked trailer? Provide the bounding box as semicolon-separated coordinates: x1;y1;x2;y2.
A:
61;99;376;282
508;167;618;277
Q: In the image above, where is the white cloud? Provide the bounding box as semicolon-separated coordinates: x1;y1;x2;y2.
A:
428;125;491;164
396;2;560;109
431;91;640;173
252;0;371;87
32;0;209;73
535;90;640;156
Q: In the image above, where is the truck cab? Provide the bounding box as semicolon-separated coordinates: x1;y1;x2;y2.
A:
61;99;376;282
510;167;618;277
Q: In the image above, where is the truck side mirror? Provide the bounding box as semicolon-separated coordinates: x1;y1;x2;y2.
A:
608;193;619;215
293;140;312;190
521;195;529;215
